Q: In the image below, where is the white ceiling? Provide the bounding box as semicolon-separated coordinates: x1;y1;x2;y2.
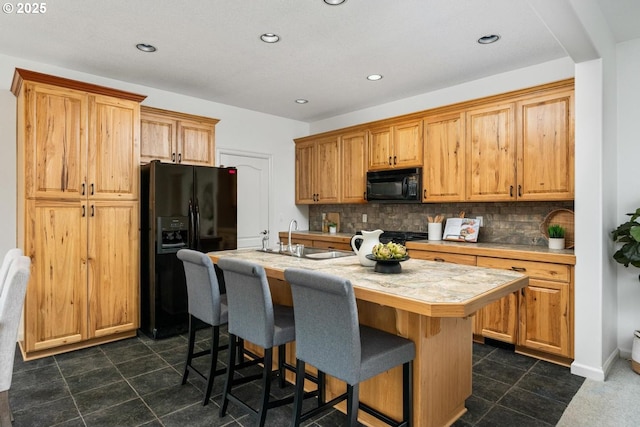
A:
0;0;638;123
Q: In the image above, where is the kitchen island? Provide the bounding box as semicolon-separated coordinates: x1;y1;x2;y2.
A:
209;249;528;427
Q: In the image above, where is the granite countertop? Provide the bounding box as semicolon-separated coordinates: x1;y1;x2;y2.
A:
209;248;528;318
279;230;576;265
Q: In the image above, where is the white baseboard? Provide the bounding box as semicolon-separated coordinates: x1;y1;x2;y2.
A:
570;348;619;381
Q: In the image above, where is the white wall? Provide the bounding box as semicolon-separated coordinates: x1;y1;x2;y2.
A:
616;38;640;356
0;53;310;257
311;57;575;134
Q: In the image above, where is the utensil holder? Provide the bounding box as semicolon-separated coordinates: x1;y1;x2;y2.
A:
428;223;442;241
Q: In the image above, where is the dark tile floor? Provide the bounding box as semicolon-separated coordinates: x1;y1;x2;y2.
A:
9;330;585;427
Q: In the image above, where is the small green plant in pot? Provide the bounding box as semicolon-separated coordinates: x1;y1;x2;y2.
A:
611;207;640;281
547;224;565;249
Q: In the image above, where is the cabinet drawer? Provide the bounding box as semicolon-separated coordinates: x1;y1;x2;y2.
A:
410;250;476;266
312;240;351;251
477;257;570;282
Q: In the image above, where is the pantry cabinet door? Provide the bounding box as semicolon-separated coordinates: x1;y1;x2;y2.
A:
88;95;140;200
24;200;87;352
87;201;139;338
24;83;87;200
466;103;516;201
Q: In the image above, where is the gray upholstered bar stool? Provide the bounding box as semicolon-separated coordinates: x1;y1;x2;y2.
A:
177;249;235;406
284;268;416;427
217;257;298;427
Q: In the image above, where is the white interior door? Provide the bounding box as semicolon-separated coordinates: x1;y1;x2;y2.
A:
219;150;271;249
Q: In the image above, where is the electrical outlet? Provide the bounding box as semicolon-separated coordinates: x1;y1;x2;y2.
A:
476;216;483;227
362;214;368;223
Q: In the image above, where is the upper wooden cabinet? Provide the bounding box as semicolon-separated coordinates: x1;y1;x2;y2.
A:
466;103;517;201
516;89;574;201
341;131;368;204
368;119;423;170
293;79;574;204
295;136;340;204
423;112;465;202
18;81;140;201
140;106;219;166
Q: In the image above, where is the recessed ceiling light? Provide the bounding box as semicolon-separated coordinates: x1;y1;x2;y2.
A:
323;0;347;5
295;99;309;104
260;33;280;43
136;43;157;52
477;34;500;44
367;74;383;81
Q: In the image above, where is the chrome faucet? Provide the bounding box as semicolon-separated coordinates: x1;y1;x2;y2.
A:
288;219;298;252
260;230;269;251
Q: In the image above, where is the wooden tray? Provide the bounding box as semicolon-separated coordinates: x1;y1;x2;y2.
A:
540;208;575;248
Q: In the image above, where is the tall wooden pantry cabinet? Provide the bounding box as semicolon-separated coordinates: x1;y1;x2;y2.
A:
12;69;147;360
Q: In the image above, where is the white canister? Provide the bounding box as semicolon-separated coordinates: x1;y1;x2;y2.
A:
428;222;443;241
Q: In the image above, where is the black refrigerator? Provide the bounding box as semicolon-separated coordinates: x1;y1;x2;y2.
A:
140;161;237;339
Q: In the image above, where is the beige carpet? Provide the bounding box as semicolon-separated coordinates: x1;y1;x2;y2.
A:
557;357;640;426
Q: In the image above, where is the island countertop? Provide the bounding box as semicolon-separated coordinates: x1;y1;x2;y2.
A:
209;248;528;318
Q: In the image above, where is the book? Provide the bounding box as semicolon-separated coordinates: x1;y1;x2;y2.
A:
443;218;480;242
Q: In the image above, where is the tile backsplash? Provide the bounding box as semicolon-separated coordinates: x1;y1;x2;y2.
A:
310;201;574;247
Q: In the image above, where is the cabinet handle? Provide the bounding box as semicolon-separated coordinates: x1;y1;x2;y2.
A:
388;156;392;165
518;184;522;197
178;153;182;163
172;152;176;162
393;155;397;165
82;205;86;217
509;185;514;197
511;266;526;272
363;191;367;200
434;257;445;262
90;183;94;195
91;205;95;217
81;183;85;196
423;189;427;200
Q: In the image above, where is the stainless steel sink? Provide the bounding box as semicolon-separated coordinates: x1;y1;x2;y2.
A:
256;246;355;260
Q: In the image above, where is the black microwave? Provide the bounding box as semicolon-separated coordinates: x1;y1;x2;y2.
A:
366;168;422;202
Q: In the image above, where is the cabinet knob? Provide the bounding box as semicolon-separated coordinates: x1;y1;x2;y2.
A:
434;257;445;262
511;266;526;272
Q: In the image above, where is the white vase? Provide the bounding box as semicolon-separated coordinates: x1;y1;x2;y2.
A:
632;330;640;375
548;238;565;250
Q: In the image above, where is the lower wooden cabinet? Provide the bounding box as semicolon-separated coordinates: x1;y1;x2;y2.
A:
476;256;573;362
407;242;575;365
22;200;139;358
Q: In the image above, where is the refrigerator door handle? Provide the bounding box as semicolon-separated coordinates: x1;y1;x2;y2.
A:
195;198;201;250
188;198;195;248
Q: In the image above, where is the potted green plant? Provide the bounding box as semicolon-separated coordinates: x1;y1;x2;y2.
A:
547;224;565;249
611;207;640;374
328;222;337;234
